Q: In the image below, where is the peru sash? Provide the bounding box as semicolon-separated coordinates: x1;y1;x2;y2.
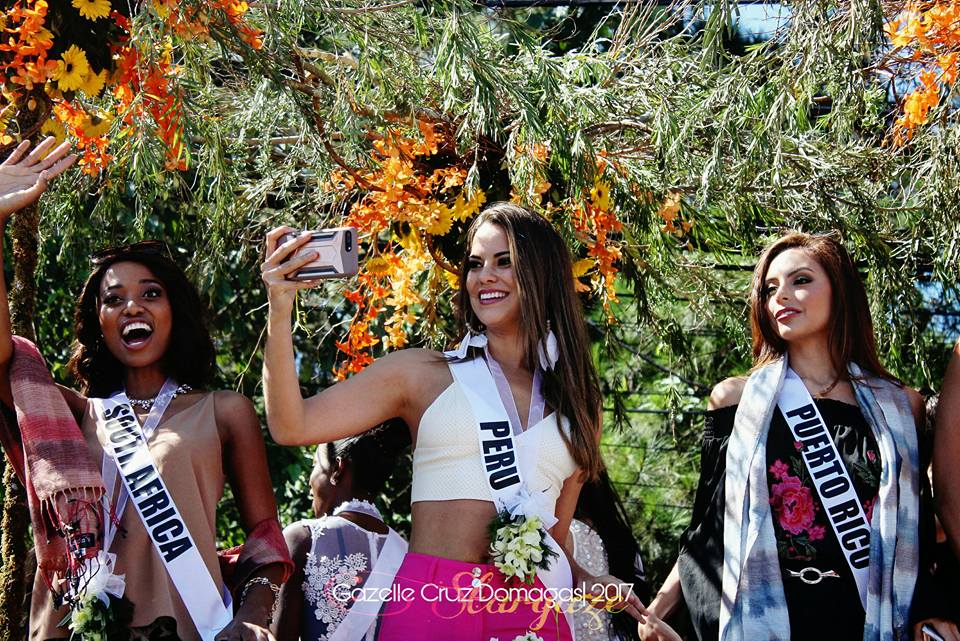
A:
446;354;574;601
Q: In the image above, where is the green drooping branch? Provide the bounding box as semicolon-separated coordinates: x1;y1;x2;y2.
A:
13;0;960;589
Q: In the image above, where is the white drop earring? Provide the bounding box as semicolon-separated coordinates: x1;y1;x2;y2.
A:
538;321;559;371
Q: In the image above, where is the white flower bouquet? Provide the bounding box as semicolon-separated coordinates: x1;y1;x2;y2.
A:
60;591;133;641
488;509;558;585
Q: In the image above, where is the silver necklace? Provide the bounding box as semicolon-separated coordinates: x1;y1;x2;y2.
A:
128;383;192;410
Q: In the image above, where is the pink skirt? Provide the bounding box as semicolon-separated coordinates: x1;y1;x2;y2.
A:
377;552;574;641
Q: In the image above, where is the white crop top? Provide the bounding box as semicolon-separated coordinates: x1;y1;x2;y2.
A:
411;379;578;506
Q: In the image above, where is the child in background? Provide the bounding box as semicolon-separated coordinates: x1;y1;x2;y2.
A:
272;420;410;641
568;468;648;641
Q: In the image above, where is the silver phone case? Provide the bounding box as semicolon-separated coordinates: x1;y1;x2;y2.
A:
281;227;359;280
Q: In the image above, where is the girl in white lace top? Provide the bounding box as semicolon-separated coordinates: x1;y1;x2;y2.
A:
271;421;409;641
568;470;649;641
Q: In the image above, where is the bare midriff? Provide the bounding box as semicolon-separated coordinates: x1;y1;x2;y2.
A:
408;499;498;563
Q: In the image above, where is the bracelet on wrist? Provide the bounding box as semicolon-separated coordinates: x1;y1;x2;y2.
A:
239;576;281;625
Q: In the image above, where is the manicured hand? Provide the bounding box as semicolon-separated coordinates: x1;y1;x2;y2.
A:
0;138;75;219
261;226;321;310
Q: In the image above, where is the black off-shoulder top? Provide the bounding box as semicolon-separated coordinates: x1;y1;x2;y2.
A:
676;399;940;641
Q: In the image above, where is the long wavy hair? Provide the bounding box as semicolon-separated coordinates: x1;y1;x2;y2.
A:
454;202;604;480
67;250;215;397
750;232;895;381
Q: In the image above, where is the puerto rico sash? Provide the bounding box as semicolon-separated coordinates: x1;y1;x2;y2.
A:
720;357;918;641
776;368;869;609
92;388;232;641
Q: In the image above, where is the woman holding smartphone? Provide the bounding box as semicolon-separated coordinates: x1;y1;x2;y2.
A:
639;232;955;641
261;202;646;640
0;139;291;641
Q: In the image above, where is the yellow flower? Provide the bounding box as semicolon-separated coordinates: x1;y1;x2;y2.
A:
152;0;172;19
40;118;65;144
424;202;453;236
365;256;392;277
29;27;53;45
79;69;106;97
572;258;595;278
443;268;460;290
394;224;421;252
159;37;174;66
82;110;113;138
451;189;486;222
72;0;111;20
54;46;91;92
590;180;611;211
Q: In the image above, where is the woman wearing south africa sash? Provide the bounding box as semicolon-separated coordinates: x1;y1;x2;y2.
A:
261;202;646;640
0;139;292;641
639;233;955;641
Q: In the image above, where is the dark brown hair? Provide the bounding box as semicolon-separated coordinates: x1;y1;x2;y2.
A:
750;232;894;381
67;250;215;397
455;202;603;480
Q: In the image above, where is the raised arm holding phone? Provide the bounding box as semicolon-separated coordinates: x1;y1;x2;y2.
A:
261;203;649;640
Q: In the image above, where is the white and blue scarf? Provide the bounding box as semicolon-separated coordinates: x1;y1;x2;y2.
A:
719;357;919;641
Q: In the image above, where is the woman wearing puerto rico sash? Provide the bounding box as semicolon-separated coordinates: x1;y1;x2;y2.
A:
0;139;292;641
639;233;955;641
261;202;646;640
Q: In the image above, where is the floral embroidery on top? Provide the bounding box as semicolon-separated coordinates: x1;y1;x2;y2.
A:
769;460;820;560
768;434;882;563
770;474;817;535
302;522;370;640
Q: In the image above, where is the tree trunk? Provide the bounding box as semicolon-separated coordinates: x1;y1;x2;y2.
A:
8;201;40;343
0;136;43;636
0;460;29;640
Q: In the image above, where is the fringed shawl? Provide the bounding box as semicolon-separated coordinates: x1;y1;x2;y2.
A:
0;336;104;578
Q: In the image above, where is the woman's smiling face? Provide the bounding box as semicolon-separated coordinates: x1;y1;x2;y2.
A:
465;222;522;333
763;248;833;344
97;261;173;370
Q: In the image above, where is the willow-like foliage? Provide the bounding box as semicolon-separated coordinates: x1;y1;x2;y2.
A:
4;0;956;595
